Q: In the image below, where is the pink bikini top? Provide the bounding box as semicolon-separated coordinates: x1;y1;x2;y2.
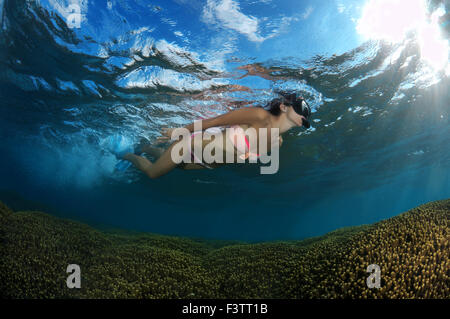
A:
228;125;260;160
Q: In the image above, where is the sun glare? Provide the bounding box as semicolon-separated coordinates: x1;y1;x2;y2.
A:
356;0;449;71
418;10;449;70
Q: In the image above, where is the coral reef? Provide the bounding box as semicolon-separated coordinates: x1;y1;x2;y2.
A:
0;199;448;299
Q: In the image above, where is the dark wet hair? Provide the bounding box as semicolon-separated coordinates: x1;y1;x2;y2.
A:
255;98;281;116
257;91;299;116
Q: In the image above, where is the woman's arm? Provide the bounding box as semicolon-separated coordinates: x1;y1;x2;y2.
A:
184;107;266;132
156;107;267;144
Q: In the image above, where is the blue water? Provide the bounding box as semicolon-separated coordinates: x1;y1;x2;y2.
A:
0;0;449;242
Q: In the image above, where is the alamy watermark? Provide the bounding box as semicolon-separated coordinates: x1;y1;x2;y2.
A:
169;121;280;174
66;264;81;288
366;264;381;289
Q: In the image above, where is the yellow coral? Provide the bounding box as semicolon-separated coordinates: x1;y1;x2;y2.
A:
0;199;448;298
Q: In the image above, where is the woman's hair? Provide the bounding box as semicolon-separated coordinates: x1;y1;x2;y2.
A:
257;91;297;116
261;98;283;116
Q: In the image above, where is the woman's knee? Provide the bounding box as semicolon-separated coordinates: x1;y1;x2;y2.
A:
143;161;176;179
144;169;161;179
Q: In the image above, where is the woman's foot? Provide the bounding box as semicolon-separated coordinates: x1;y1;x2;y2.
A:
122;153;136;161
106;134;136;160
136;138;165;159
115;138;149;159
134;137;150;154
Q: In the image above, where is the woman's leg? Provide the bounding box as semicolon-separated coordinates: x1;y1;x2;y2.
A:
123;140;207;179
140;144;165;159
144;144;208;170
123;142;180;179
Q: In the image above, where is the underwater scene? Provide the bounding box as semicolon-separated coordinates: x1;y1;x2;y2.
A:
0;0;449;300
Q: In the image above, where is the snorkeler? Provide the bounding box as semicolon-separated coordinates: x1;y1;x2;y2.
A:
119;92;311;179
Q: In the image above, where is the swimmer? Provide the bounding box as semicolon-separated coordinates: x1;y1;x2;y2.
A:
120;91;311;179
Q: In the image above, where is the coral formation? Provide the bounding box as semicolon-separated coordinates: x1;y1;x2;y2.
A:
0;199;448;299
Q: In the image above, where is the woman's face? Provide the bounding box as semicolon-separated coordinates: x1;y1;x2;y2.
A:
283;104;306;127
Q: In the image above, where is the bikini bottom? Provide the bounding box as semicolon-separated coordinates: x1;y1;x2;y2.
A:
176;127;223;170
176;125;260;169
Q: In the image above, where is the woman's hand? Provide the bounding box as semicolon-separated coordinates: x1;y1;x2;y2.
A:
278;135;283;146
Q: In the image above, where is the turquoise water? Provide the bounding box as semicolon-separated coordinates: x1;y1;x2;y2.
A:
0;0;449;241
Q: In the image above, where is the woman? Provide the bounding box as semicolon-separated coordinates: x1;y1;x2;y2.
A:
120;92;311;179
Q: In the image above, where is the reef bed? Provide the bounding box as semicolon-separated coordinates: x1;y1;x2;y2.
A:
0;199;448;299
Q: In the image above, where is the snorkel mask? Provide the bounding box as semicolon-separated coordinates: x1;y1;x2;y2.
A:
292;98;311;128
280;93;312;128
